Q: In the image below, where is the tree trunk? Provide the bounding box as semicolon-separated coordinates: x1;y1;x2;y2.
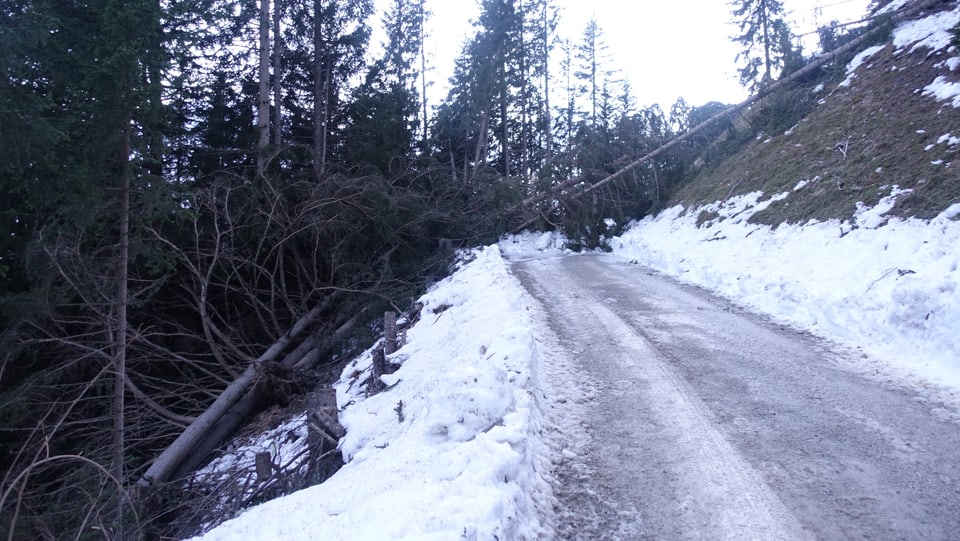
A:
112;120;131;535
418;0;429;152
258;0;270;174
273;0;282;147
761;0;772;83
472;108;490;181
167;304;366;481
500;62;509;177
519;0;529;179
313;0;328;180
137;304;324;486
542;0;552;172
168;332;324;480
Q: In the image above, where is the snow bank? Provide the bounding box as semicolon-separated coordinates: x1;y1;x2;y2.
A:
839;45;885;87
610;190;960;390
892;3;960;54
844;3;960;108
497;230;571;260
191;246;554;541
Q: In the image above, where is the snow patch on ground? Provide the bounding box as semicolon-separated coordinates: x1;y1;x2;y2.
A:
193;415;310;490
854;185;912;228
191;246;555;541
892;4;960;54
609;192;960;392
878;0;912;15
498;230;573;260
187;415;312;531
938;132;960;146
841;45;886;87
923;75;960;107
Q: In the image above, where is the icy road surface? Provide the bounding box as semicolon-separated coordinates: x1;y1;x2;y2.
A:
512;254;960;540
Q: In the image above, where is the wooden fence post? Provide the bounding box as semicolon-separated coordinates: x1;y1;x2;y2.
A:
384;311;398;356
370;348;386;393
255;452;272;482
306;387;345;481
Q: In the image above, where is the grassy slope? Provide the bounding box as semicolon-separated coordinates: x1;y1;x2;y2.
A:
671;20;959;226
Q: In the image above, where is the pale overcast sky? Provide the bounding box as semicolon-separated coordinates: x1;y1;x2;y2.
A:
376;0;873;112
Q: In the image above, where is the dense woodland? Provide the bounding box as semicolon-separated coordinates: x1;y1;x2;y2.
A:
0;0;881;537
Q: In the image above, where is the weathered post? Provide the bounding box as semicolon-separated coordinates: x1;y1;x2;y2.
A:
307;388;343;454
306;387;344;481
384;311;398;356
369;348;386;393
255;452;272;482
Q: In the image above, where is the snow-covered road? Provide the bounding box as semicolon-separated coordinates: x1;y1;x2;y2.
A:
514;254;960;540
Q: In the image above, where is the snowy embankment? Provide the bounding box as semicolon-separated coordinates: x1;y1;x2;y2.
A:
192;6;960;538
609;189;960;391
192;246;555;541
608;3;960;392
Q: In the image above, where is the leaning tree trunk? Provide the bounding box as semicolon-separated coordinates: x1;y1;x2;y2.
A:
519;0;941;214
168;336;319;480
166;304;364;481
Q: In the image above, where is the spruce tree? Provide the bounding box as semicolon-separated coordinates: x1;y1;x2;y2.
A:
341;0;426;172
729;0;794;91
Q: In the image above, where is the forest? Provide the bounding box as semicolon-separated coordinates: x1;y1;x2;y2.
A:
0;0;871;537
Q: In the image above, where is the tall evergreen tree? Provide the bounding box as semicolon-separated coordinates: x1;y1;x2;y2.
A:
575;17;616;129
434;0;516;179
341;0;427;172
435;0;555;181
1;0;173;535
313;0;373;177
730;0;794;91
554;37;580;180
276;0;372;176
669;97;691;133
516;0;557;179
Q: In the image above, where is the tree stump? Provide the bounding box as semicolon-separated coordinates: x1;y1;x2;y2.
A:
255;452;272;482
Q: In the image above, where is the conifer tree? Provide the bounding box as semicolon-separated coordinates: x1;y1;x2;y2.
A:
280;0;372;177
341;0;427;172
729;0;794;91
575;17;617;129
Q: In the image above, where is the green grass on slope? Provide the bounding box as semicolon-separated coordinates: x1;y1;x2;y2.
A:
673;41;959;226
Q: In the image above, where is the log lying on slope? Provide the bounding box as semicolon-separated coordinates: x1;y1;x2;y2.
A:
137;304;324;487
165;307;363;482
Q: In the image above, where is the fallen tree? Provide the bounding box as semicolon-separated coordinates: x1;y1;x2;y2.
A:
137;303;323;487
517;0;941;227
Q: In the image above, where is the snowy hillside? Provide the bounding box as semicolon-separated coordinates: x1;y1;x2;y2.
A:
191;5;960;539
609;192;960;391
191;186;960;539
190;246;559;540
